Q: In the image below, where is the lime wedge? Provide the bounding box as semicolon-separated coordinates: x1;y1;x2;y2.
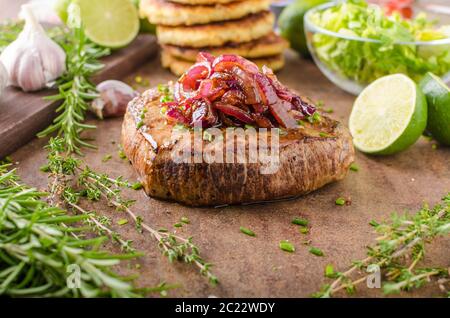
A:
419;72;450;146
78;0;139;48
349;74;427;155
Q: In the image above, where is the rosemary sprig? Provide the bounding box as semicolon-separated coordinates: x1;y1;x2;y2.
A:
37;26;110;154
314;194;450;298
0;164;144;297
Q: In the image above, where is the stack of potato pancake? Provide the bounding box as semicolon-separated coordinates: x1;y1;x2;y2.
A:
140;0;288;75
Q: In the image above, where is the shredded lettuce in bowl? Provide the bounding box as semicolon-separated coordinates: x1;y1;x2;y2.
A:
307;0;450;85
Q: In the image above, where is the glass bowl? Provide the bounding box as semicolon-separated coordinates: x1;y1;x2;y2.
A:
304;2;450;95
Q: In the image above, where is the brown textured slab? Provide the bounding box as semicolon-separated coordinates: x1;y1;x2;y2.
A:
0;34;158;159
9;51;450;298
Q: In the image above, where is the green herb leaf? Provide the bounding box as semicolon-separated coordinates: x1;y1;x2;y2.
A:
117;219;129;226
131;182;143;190
309;247;324;257
102;154;112;163
181;217;190;224
325;264;335;278
335;197;346;206
350;163;359;172
240;227;256;237
299;226;309;234
292;218;309;226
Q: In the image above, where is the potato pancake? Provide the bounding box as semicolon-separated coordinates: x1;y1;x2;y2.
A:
157;11;274;47
141;0;270;26
161;50;285;76
161;33;288;62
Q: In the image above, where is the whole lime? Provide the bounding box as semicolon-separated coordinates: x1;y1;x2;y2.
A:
419;72;450;145
278;0;328;58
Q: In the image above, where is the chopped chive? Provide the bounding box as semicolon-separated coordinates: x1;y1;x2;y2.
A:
350;163;359;171
181;217;190;224
319;132;331;138
244;124;254;129
118;148;127;160
279;240;295;253
325;108;334;113
309;247;324;256
158;227;168;232
136;121;144;129
102;154;112;163
335;197;346;206
309;112;321;123
292;218;309;226
158;83;170;93
131;182;143;190
299;226;309;234
240;227;256;237
117;219;128;226
174;223;183;228
325;264;335;278
297;120;305;126
316;100;324;107
369;220;379;227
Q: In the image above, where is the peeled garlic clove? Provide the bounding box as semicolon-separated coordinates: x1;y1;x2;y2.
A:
0;4;66;92
90;80;138;119
0;61;7;98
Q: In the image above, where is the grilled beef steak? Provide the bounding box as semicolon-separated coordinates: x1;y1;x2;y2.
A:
121;53;354;206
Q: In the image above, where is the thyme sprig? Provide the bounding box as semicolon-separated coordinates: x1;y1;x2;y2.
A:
78;164;219;286
0;164;145;297
37;27;110;154
44;138;218;286
44;138;134;253
314;194;450;298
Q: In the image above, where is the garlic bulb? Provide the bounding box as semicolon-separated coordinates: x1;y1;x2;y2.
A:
0;61;7;98
0;4;66;92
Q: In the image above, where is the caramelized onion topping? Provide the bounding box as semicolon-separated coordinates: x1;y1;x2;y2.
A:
164;53;316;129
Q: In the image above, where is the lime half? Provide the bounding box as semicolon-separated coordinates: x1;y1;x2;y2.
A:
349;74;427;155
78;0;139;48
419;72;450;146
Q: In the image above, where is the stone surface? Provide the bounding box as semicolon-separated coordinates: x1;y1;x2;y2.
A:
10;51;450;298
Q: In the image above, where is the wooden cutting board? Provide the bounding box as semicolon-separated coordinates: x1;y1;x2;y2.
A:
0;34;158;159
